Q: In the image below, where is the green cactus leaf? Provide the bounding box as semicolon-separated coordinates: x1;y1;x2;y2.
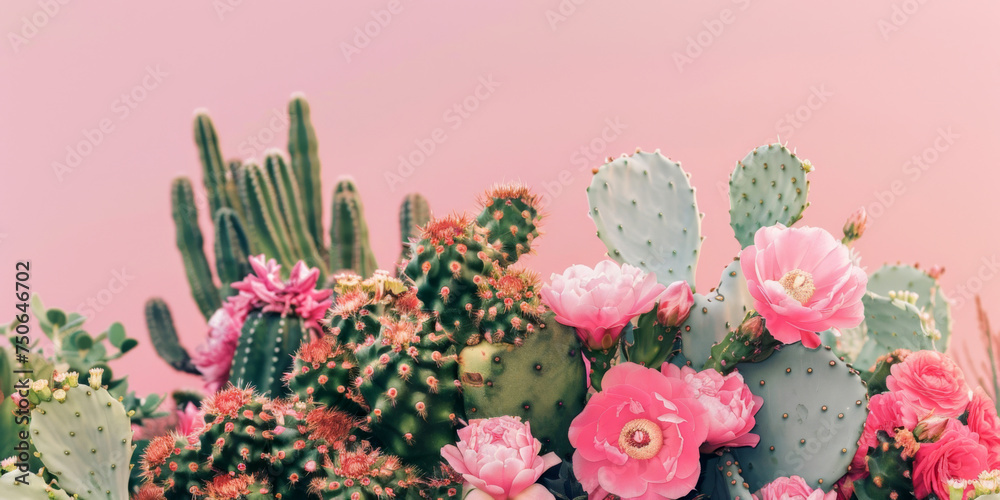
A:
73;332;93;350
677;260;753;368
0;471;72;500
588;149;702;286
729;144;811;248
863;292;936;354
866;264;950;349
699;452;755;500
46;309;67;328
107;322;126;348
119;338;138;354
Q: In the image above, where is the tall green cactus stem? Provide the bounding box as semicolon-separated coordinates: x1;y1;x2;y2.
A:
288;94;325;254
853;431;916;500
731;343;868;491
144;298;198;374
239;161;298;271
588;149;703;286
213;208;252;298
331;178;379;276
866;264;951;349
698;452;754;500
476;183;542;266
28;376;134;500
264;151;328;276
728;144;812;248
354;305;464;471
171;177;221;319
676;260;754;368
399;192;432;269
458;313;587;458
194;111;230;216
229;311;312;397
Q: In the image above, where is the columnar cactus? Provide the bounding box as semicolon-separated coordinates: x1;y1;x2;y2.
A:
145;94;432;378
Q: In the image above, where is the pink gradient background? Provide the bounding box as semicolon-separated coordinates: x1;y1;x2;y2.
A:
3;1;1000;396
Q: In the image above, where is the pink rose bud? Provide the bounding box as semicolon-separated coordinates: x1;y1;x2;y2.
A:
842;207;868;243
657;281;694;327
915;415;950;441
738;315;765;340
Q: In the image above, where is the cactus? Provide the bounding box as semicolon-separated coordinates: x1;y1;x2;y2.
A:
285;335;365;415
476;184;542;266
0;469;72;500
676;260;754;368
587;149;703;286
147;95;432;379
852;431;916;500
728;144;812;248
852;292;936;370
698;452;754;500
398;193;432;270
458;313;587;458
229;310;313;397
26;371;134;500
731;343;868;491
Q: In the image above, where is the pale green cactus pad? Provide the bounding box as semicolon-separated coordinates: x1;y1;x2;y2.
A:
732;343;867;491
698;452;754;500
587;149;702;286
866;264;951;348
852;292;936;370
676;260;753;368
30;385;133;500
729;144;811;248
0;471;72;500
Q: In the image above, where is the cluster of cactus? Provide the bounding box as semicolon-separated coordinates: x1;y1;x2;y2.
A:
0;368;135;500
144;94;432;379
585;144;954;496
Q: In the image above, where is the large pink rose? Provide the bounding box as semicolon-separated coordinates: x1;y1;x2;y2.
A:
755;475;836;500
739;225;867;347
913;419;990;499
541;261;666;350
885;350;971;419
441;416;559;500
967;387;1000;468
568;363;708;499
667;364;762;452
849;391;921;478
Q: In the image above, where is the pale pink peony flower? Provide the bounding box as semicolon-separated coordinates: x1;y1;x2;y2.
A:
886;350;971;419
440;416;560;500
541;261;666;350
667;364;762;452
913;419;990;499
849;391;921;478
739;225;867;348
967;388;1000;468
192;303;246;393
568;363;708;499
755;475;836;500
657;281;694;327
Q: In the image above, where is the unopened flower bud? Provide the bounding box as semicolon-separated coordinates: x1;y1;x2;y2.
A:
52;389;67;402
842;207;867;244
915;415;950;441
738;315;766;340
657;281;694;327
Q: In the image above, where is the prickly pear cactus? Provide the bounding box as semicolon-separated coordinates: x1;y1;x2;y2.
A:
28;372;134;500
458;313;587;458
587;149;702;286
731;343;867;491
853;431;916;500
676;260;753;368
698;452;754;500
865;264;951;348
729;144;812;248
0;470;72;500
229;311;311;396
852;292;936;370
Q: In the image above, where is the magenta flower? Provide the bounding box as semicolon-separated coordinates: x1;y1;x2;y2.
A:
755;475;836;500
913;419;990;499
440;416;560;500
886;350;971;419
739;225;867;348
849;391;921;479
541;261;666;350
192;302;246;393
967;388;1000;468
666;364;762;452
176;402;204;439
657;281;694;327
568;363;708;499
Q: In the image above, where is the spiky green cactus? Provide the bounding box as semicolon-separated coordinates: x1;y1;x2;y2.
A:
476;185;542;266
587;149;703;286
728;144;812;248
458;313;587;458
853;431;916;500
731;343;868;491
146;95;432;379
398;193;432;270
229;311;312;397
26;371;134;500
285;335;365;415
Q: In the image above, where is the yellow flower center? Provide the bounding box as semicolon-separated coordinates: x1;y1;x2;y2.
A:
618;419;663;460
779;268;815;305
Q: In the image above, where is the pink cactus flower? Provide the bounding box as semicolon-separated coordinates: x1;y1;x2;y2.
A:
967;388;1000;468
568;363;708;499
541;261;666;350
176;402;204;439
886;350;971;419
739;225;867;348
657;281;694;327
913;419;990;499
440;416;560;500
666;364;762;452
192;303;246;393
755;475;836;500
849;391;921;478
842;207;867;242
